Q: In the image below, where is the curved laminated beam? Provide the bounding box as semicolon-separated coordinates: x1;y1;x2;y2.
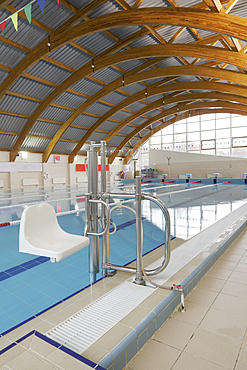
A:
103;91;247;143
1;8;247;103
9;44;247;162
43;64;247;163
68;80;247;162
108;101;247;163
123;108;247;164
66;65;247;162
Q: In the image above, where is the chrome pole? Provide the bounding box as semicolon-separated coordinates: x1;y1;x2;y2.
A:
100;141;109;276
135;176;144;285
88;141;99;274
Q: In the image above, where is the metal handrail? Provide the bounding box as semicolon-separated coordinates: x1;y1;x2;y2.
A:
103;185;171;277
142;193;171;275
84;195;110;237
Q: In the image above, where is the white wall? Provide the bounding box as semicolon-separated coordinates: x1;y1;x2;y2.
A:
0;151;113;189
149;150;247;178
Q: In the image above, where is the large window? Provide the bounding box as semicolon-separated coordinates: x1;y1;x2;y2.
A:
140;113;247;158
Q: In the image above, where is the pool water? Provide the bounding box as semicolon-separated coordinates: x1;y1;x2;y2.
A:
0;182;247;335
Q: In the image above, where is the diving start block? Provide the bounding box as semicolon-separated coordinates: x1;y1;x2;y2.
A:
19;203;89;262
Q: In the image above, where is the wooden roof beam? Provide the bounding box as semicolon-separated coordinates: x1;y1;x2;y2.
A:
211;0;223;12
123;107;247;164
223;0;240;13
68;78;247;163
109;100;247;163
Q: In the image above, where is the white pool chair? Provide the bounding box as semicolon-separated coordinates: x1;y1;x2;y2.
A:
19;203;90;262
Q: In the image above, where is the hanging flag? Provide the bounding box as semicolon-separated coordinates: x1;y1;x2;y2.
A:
57;0;59;4
24;4;32;24
37;0;45;15
0;21;6;36
11;12;18;31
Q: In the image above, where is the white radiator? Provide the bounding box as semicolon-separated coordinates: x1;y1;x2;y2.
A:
52;177;66;184
22;178;39;186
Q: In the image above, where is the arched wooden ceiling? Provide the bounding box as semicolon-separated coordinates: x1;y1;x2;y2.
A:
0;0;247;163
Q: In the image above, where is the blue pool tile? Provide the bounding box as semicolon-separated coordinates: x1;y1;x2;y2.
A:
0;317;18;335
147;321;156;340
127;339;138;363
114;352;126;370
137;329;147;350
0;272;10;281
155;311;164;330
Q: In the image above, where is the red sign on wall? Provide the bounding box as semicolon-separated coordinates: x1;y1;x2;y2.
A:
76;164;109;171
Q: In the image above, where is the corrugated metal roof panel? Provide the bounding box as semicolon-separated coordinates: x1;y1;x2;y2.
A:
120;82;146;95
156;57;182;68
0;114;27;133
145;109;162;118
91;67;122;84
130;138;139;147
110;110;132;121
175;0;199;6
79;143;90;153
54;92;87;109
88;131;107;142
0;9;47;49
76;32;117;55
126;101;147;112
29;121;60;137
226;0;246;17
10;0;74;30
152;121;162;129
26;60;72;84
48;44;92;70
71;78;104;96
118;126;134;135
40;106;73;122
88;1;121;18
144;95;164;103
0;134;17;149
129;34;159;48
107;135;123;146
103;91;128;104
53;140;77;154
73;113;98;127
110;26;143;40
98;120;119;131
0;70;9;85
145;77;165;85
65;0;91;9
0;95;40;115
61;126;87;141
9;77;55;100
0;42;27;68
176;76;199;83
174;29;198;44
117;59;145;72
131;116;148;126
85;102;112;115
140;0;169;7
157;25;182;43
21;137;50;152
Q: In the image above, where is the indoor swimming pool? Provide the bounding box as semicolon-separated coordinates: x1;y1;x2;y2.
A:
1;180;247;336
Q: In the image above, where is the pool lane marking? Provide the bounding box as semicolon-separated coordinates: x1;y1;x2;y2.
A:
169;183;236;208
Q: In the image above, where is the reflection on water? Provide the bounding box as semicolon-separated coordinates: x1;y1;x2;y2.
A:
142;184;247;240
